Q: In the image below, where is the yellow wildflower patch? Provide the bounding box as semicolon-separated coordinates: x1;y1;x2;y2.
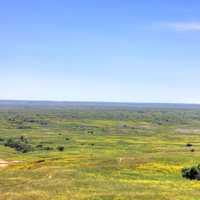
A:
136;163;182;174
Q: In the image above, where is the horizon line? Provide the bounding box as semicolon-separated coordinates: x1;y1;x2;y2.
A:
0;99;200;105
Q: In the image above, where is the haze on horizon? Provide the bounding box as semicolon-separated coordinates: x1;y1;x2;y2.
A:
1;0;200;104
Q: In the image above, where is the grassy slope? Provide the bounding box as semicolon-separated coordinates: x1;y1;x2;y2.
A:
1;107;200;199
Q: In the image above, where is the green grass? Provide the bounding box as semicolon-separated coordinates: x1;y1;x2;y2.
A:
1;107;200;199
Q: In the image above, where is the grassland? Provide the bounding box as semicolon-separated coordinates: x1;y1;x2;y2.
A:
1;102;200;199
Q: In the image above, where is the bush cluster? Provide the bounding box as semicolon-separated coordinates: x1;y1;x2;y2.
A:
3;136;65;153
182;164;200;180
4;137;32;153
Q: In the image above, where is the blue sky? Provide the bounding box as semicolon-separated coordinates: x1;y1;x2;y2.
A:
1;0;200;103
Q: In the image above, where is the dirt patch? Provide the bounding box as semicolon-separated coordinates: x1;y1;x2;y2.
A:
118;156;150;168
0;159;9;168
0;159;20;168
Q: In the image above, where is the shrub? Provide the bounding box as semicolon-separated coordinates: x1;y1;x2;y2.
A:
4;138;32;153
182;164;200;180
57;146;64;151
20;136;28;143
186;143;193;147
36;144;43;148
88;130;94;134
35;143;54;151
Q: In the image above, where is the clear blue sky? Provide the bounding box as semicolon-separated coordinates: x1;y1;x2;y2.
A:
1;0;200;103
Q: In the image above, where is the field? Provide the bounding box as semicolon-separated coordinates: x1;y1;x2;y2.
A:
1;102;200;200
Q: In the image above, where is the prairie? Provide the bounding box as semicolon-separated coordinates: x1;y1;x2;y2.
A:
1;102;200;200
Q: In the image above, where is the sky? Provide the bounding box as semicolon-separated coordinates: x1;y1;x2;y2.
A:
1;0;200;103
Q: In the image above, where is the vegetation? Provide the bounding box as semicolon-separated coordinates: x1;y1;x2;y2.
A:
57;145;64;151
4;137;32;153
182;164;200;180
1;102;200;199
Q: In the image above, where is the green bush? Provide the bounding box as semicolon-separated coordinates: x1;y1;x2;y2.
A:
182;164;200;180
57;146;64;151
4;138;32;153
36;144;43;149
